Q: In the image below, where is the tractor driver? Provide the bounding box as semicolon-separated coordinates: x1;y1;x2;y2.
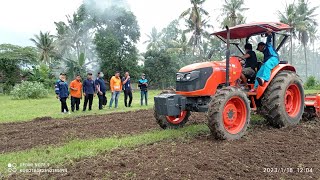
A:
240;43;258;89
251;28;279;91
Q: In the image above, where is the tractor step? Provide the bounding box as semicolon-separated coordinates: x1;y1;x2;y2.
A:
246;91;257;96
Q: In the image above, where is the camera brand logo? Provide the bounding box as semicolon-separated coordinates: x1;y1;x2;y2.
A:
7;163;17;173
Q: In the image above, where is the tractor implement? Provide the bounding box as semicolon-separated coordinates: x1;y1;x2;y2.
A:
154;22;319;140
304;94;320;119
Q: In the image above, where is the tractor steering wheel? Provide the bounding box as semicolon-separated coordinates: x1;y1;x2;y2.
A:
233;55;245;61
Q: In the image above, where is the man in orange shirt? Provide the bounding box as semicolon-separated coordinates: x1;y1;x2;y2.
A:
109;71;122;108
70;75;82;112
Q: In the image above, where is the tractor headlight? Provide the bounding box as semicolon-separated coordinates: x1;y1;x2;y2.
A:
176;73;184;81
176;71;200;81
185;73;191;80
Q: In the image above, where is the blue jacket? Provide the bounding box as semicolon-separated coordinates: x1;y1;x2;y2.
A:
138;79;148;91
122;77;131;91
55;79;69;98
263;35;279;63
95;78;107;93
83;79;95;94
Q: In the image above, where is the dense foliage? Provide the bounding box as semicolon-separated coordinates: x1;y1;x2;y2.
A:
144;50;179;89
0;44;38;93
10;81;49;100
94;6;141;80
1;0;319;92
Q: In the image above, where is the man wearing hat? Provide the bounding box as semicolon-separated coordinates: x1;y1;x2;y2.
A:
252;28;279;91
138;73;148;106
55;73;70;114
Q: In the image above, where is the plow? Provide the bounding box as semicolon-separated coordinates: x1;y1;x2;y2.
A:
154;22;320;140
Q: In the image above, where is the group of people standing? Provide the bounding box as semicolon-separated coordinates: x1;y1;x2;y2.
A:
54;71;148;114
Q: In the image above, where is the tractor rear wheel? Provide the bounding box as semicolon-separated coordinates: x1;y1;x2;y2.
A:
261;70;304;127
207;87;251;140
154;90;191;129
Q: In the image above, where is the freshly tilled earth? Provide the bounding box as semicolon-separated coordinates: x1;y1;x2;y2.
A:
5;109;320;180
0;110;204;153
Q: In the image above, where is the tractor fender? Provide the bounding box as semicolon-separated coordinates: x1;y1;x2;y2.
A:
256;64;296;99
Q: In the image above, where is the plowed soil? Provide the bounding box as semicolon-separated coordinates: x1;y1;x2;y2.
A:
11;118;320;179
0;110;205;153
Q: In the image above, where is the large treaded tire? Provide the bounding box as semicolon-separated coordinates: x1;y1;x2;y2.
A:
154;90;191;129
261;70;304;127
207;87;251;140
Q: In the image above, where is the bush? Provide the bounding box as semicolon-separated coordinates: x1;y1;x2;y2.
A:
10;81;49;100
304;76;318;89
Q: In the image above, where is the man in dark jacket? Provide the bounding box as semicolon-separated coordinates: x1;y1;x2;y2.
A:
83;73;96;111
122;71;133;107
55;73;70;114
138;73;148;106
240;43;258;89
95;72;107;110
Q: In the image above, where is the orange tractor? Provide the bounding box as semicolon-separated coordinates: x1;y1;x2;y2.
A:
154;22;320;140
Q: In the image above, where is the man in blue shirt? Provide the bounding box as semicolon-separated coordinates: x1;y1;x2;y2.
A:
122;71;133;107
82;73;96;111
253;28;279;91
55;73;70;114
138;73;148;106
95;72;107;110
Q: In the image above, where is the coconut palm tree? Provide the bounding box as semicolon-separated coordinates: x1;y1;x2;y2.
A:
166;32;191;56
30;31;55;65
295;0;318;78
144;27;163;51
220;0;248;27
180;0;212;55
308;25;318;75
278;3;298;64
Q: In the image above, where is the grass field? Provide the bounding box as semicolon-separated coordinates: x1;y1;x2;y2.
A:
0;90;161;124
0;89;318;124
305;89;320;94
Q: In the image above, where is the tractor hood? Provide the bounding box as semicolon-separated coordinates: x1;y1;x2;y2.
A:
176;57;242;96
179;61;216;72
178;60;232;73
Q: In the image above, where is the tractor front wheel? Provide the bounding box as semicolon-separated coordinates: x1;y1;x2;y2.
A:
207;87;251;140
154;90;191;129
261;70;304;127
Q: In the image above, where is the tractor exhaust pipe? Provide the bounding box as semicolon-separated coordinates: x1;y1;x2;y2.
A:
225;26;230;86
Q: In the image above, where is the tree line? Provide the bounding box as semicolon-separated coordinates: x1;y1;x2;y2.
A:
0;0;319;93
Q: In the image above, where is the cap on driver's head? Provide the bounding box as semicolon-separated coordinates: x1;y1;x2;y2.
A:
256;42;266;50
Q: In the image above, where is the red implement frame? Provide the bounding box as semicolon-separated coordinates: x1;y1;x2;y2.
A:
305;94;320;117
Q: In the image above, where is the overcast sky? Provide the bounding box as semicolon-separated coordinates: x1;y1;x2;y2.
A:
0;0;319;52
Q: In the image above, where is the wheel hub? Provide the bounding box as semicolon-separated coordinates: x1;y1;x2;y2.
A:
223;103;238;127
285;84;302;117
285;90;294;113
166;111;187;124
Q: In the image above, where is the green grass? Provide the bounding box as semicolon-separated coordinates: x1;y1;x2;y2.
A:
305;89;320;95
0;124;209;177
0;90;160;124
1;88;317;124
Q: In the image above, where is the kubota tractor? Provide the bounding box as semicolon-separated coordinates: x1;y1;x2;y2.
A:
154;22;320;140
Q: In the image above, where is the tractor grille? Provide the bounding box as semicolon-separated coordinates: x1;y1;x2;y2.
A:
176;67;213;92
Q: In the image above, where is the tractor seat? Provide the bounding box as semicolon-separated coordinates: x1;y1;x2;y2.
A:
246;61;287;84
